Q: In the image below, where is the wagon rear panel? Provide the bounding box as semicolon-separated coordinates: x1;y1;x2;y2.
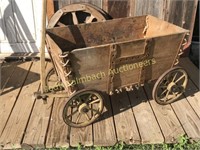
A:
147;33;186;81
46;16;146;52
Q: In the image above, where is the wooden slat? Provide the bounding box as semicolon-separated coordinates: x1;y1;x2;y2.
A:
70;122;93;146
70;91;93;147
171;97;200;141
0;62;32;136
0;61;40;149
58;0;70;9
134;0;164;19
184;79;200;118
107;0;130;18
128;88;164;144
111;92;140;144
47;0;55;21
0;62;17;94
46;98;70;148
93;94;117;146
85;0;102;8
179;57;199;89
22;62;53;148
144;84;185;143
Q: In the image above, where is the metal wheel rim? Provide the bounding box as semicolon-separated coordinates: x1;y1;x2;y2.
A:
153;67;188;105
63;90;104;128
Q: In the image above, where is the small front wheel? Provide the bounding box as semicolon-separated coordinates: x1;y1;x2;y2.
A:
63;89;104;128
153;66;188;105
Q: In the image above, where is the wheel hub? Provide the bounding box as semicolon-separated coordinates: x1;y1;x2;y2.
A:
167;82;176;91
78;103;89;113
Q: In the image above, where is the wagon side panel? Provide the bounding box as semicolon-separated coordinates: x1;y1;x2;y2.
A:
112;39;147;89
70;46;111;92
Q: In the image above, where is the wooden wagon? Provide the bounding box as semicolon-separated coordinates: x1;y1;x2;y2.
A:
35;4;189;128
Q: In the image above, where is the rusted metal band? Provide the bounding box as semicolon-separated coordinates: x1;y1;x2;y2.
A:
107;44;117;93
139;38;152;85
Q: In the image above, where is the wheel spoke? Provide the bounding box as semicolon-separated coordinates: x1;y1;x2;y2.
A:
89;99;101;105
72;12;78;25
159;85;167;89
76;113;82;124
84;113;90;121
172;72;178;82
165;90;170;101
88;107;100;115
175;74;185;83
86;15;95;23
85;94;92;103
160;89;168;96
57;22;66;27
67;109;78;118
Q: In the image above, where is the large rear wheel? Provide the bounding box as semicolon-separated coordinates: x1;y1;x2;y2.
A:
153;67;188;105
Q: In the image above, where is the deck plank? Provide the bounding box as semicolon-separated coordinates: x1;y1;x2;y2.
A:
0;62;17;94
0;61;40;149
22;62;53;148
144;84;185;143
45;98;70;148
70;119;93;146
128;88;164;144
93;94;117;146
111;91;140;144
184;79;200;120
179;58;199;89
171;96;200;141
0;62;32;137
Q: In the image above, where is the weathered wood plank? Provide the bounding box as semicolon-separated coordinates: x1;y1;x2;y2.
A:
22;62;53;148
58;0;71;9
0;61;40;149
0;62;17;94
144;84;185;143
171;96;200;141
128;88;164;144
85;0;102;8
134;0;164;19
0;62;32;137
70;124;93;147
107;0;130;18
110;91;140;144
179;57;199;89
45;98;70;148
47;0;55;21
93;94;117;146
184;79;200;119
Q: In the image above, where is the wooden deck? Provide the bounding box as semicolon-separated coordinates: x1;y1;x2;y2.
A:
0;57;200;149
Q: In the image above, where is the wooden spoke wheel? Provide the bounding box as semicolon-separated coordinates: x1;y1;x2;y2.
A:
47;3;110;28
63;89;104;128
45;67;64;92
153;66;188;105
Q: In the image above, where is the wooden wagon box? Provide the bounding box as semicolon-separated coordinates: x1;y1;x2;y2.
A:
45;15;189;127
